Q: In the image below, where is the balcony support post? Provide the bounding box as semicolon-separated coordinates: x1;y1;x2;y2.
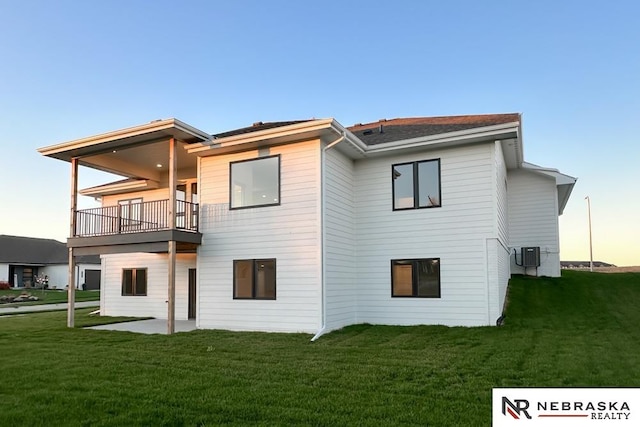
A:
167;138;177;334
68;157;78;328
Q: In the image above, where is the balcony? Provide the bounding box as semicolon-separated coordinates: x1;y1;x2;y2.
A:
69;199;202;255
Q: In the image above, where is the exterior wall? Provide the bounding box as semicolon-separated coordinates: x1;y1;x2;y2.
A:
354;142;497;327
32;263;101;289
322;147;357;332
508;169;560;277
101;253;196;320
0;264;8;282
493;142;511;319
39;265;67;289
197;139;322;333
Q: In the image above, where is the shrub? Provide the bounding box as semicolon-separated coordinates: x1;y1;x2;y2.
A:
0;281;10;290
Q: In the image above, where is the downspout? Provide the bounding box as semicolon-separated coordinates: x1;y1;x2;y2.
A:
311;133;345;342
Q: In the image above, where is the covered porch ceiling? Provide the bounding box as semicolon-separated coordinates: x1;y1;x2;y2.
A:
38;119;211;181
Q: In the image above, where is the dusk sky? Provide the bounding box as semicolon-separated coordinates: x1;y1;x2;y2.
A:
1;1;638;266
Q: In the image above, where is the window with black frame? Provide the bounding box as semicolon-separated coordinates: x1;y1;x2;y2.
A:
233;259;276;299
121;268;147;296
391;258;440;298
230;156;280;209
392;159;441;210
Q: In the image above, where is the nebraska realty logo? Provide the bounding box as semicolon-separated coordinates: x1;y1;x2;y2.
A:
492;388;639;426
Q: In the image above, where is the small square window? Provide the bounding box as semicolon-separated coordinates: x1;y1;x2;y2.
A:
391;259;440;298
122;268;147;296
230;156;280;209
233;259;276;299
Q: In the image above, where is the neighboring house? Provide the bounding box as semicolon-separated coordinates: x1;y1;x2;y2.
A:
561;261;616;269
0;235;101;289
38;114;575;335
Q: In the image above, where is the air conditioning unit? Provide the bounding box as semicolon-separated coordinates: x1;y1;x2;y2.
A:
521;247;541;267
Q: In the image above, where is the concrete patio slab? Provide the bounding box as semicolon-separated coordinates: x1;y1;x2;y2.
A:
87;319;197;334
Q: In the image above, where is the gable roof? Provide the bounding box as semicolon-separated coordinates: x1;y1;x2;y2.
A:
213;120;315;139
347;113;521;145
0;235;99;265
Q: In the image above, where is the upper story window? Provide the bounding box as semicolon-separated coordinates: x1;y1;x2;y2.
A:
230;155;280;209
392;159;441;210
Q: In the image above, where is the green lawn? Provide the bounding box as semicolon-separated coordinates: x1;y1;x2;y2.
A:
0;289;99;306
0;271;639;426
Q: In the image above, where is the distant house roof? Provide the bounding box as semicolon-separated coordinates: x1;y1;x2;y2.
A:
347;113;521;146
561;261;617;268
213;120;315;139
0;235;100;265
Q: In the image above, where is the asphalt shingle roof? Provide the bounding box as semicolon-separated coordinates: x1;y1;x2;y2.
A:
347;113;521;145
0;235;99;265
213;120;315;139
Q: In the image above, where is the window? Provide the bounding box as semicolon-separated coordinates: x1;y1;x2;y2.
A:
118;198;143;230
233;259;276;299
122;268;147;296
392;159;441;210
391;259;440;298
230;155;280;209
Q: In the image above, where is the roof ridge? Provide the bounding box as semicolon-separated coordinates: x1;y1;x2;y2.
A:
0;234;63;243
349;113;521;129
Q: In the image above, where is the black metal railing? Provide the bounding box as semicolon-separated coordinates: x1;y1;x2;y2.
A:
74;199;199;237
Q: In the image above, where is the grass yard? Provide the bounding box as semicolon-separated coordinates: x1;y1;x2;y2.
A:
0;289;99;306
1;271;639;426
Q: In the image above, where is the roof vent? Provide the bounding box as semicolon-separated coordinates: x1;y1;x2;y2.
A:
252;121;264;127
363;129;373;135
378;118;387;122
379;124;384;134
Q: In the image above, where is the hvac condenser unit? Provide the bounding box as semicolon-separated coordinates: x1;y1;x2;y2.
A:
521;247;541;267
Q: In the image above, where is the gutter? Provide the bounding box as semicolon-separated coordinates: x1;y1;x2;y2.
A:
311;131;345;342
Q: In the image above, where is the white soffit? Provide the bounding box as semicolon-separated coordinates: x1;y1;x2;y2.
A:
79;179;160;197
38;118;210;161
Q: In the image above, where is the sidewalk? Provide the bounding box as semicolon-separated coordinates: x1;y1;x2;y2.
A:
0;301;99;316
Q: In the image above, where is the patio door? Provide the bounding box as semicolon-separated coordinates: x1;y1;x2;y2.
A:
188;269;196;320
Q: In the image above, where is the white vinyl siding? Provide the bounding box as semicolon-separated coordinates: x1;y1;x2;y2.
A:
485;238;510;323
497;240;510;316
0;264;9;283
354;143;496;327
100;253;196;319
508;169;561;277
197;140;322;333
495;142;509;247
488;141;511;321
323;147;357;331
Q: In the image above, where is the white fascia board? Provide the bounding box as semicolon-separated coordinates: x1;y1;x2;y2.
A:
523;162;577;215
362;122;521;155
186;119;335;154
38;118;210;157
522;162;577;185
328;121;367;155
79;179;160;197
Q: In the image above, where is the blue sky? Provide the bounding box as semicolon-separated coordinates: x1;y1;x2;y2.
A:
1;1;638;266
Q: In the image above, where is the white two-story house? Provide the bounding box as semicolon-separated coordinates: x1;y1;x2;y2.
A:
38;114;575;336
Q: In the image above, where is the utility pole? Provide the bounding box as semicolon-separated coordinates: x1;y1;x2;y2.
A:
585;196;593;272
